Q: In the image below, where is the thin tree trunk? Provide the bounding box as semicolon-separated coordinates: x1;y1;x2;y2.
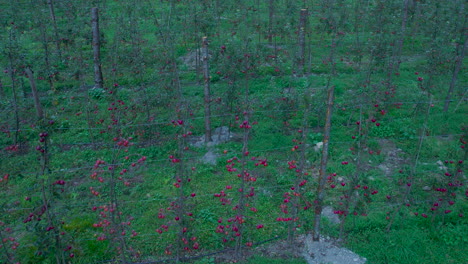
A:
25;68;44;120
109;158;129;263
0;78;4;98
8;71;19;145
215;0;221;36
392;0;409;75
202;37;212;143
39;22;55;91
143;0;166;44
387;95;433;232
288;93;312;242
444;36;467;112
339;106;364;241
268;0;274;45
7;30;20;145
454;89;468;112
47;0;62;61
20;78;27;99
0;226;15;264
235;60;252;259
298;9;308;76
313;84;335;241
411;0;421;37
0;229;13;263
92;7;104;89
313;28;339;238
40;181;64;264
353;0;364;71
105;100;129;263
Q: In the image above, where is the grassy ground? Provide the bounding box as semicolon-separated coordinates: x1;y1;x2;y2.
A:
0;1;466;263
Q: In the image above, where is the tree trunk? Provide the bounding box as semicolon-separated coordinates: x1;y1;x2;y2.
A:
92;7;104;89
20;77;27;99
268;0;274;45
297;9;308;76
202;36;212;143
7;30;20;145
40;181;65;264
234;56;253;259
392;0;409;75
0;229;13;263
313;84;335;241
288;94;312;242
0;79;4;98
25;68;44;120
47;0;62;61
9;67;20;145
444;36;467;112
38;22;55;91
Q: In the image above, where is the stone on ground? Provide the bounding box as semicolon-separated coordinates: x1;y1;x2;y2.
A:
302;235;367;264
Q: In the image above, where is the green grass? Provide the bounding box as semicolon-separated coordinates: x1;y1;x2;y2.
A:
0;0;467;263
347;224;468;264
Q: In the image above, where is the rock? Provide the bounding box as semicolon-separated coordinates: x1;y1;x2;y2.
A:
377;140;408;177
378;164;391;176
314;142;323;152
256;234;367;264
210;126;232;144
436;160;448;171
179;48;212;70
422;186;432;191
322;206;340;224
189;126;236;165
303;234;367;264
201;149;218;165
190;126;235;148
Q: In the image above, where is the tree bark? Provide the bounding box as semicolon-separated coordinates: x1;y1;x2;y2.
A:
313;85;335;241
25;68;44;120
92;7;104;89
202;36;212;143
